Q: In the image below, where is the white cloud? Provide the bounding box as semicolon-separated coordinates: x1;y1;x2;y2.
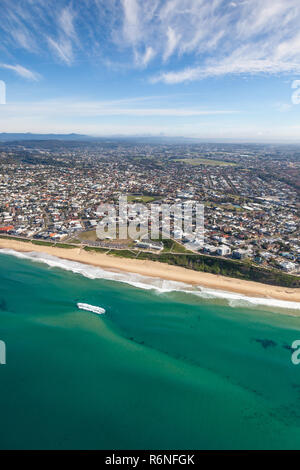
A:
0;96;241;137
163;27;180;61
152;57;300;84
0;63;40;81
0;98;237;118
149;0;300;83
121;0;140;44
2;0;300;81
135;46;155;67
10;29;36;52
47;37;74;65
47;6;78;65
59;7;76;39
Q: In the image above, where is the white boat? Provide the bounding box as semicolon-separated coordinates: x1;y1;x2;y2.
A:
77;303;106;315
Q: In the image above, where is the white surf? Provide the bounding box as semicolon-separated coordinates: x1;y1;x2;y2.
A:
1;248;300;312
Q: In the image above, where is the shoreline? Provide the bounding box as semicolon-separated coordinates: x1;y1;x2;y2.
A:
0;238;300;304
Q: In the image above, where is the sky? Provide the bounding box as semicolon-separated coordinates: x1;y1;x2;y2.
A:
1;0;300;141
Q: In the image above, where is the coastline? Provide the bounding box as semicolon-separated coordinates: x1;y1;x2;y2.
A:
0;238;300;304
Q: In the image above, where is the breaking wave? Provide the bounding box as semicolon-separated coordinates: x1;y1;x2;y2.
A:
1;248;300;312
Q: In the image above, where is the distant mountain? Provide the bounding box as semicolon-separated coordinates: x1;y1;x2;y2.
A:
0;133;210;145
0;133;91;142
0;133;201;143
0;133;298;146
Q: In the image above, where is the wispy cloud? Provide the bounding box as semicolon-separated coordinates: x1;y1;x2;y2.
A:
47;6;77;64
2;0;300;81
152;57;300;84
59;6;77;39
151;0;300;83
1;98;237;117
0;63;40;81
47;37;74;65
135;46;155;67
121;0;140;45
163;27;180;62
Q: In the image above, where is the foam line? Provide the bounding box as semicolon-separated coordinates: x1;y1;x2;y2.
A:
1;248;300;311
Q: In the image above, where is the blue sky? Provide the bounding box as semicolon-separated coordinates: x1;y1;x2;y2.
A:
1;0;300;141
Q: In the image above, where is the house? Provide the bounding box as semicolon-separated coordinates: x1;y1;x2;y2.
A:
216;245;231;256
232;249;248;260
0;225;14;232
135;239;163;251
279;261;296;272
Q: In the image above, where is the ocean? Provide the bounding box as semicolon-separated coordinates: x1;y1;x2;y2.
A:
0;249;300;450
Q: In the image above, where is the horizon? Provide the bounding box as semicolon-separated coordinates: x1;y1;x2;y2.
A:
1;1;300;141
2;131;300;145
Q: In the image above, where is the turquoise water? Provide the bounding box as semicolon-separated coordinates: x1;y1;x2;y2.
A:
0;251;300;449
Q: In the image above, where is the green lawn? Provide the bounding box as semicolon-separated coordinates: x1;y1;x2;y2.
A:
174;158;236;166
162;238;193;253
127;195;157;203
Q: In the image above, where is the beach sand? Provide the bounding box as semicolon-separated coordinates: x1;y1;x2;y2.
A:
0;238;300;303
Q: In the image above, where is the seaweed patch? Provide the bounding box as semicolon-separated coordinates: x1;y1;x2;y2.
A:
253;338;277;349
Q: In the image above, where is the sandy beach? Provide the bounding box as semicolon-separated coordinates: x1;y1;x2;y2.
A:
0;238;300;303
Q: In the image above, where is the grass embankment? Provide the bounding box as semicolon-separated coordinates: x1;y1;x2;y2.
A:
162;239;193;253
83;244;300;288
0;235;76;249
